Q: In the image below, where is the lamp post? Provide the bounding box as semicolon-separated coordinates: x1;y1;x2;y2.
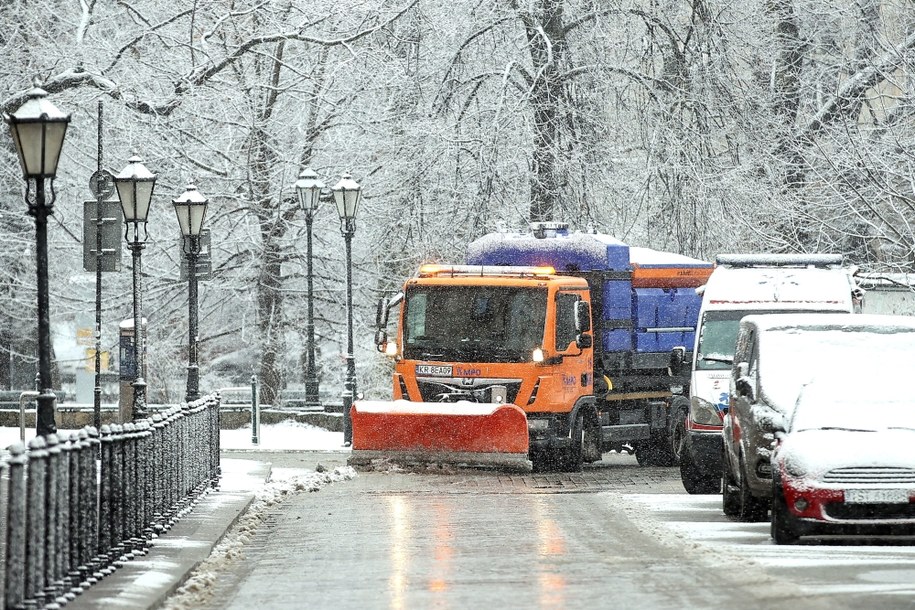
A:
3;87;70;437
332;172;361;446
114;155;157;420
295;168;324;408
172;184;208;403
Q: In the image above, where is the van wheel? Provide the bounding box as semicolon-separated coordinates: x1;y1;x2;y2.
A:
670;409;688;465
680;451;720;494
738;460;769;522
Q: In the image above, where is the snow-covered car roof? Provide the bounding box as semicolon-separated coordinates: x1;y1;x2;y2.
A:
742;312;915;333
743;314;915;413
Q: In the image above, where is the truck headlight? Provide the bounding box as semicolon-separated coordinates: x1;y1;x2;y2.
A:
384;340;398;357
690;401;721;426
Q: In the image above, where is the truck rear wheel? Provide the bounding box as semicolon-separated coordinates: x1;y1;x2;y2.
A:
635;433;677;467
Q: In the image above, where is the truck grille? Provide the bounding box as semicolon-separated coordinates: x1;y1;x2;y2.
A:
416;378;522;404
822;467;915;485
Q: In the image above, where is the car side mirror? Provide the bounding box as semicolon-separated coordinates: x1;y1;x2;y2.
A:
735;377;755;402
759;410;786;435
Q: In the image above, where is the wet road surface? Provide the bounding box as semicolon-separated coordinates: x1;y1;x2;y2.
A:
180;452;911;609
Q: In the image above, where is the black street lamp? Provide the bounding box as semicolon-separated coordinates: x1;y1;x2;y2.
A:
332;172;361;446
3;87;70;437
172;184;208;403
295;168;324;408
114;155;157;420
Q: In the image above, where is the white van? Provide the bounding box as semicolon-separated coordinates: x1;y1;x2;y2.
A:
676;254;860;494
855;272;915;316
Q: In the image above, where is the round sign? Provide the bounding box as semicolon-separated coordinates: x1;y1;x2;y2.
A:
89;169;115;199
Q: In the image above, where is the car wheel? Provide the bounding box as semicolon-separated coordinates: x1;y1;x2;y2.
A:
722;458;740;516
680;451;720;494
771;483;800;545
737;459;769;522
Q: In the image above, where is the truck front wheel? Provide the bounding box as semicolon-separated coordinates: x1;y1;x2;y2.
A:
559;413;584;472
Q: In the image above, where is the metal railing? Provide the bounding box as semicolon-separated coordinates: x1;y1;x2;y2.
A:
1;392;221;609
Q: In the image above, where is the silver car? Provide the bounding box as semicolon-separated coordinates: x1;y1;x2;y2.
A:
722;313;915;522
770;376;915;544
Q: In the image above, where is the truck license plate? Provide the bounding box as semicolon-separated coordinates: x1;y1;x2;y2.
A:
415;365;453;377
844;489;910;504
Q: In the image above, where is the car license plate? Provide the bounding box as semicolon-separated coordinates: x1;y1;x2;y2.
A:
844;489;910;504
415;365;452;377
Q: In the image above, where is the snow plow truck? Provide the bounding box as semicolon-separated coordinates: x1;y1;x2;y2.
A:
349;223;713;472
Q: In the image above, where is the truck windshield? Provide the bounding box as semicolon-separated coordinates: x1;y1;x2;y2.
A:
403;286;547;362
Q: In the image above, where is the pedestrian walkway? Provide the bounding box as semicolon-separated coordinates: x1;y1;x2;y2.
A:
68;458;271;610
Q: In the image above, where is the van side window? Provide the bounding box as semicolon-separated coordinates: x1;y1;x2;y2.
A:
556;292;579;351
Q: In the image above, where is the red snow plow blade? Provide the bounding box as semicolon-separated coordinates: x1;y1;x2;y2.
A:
348;400;532;471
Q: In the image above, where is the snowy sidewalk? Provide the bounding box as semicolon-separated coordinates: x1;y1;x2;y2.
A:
68;458;271;610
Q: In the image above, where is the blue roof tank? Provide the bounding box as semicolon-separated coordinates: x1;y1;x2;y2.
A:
466;225;630;272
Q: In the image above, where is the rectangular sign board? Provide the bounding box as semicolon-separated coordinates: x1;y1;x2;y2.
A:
83;200;122;272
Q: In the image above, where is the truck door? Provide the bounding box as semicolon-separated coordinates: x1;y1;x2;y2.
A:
555;291;590;405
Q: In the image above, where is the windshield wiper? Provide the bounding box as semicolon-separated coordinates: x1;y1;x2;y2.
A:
701;356;733;364
804;426;875;432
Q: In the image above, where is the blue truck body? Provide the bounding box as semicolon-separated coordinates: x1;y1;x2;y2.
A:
466;225;710;392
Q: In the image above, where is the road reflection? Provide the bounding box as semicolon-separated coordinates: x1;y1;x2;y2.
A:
534;496;566;608
429;500;454;600
388;496;410;610
384;492;571;608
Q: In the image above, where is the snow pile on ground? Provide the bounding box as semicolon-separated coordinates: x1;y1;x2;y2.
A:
161;465;356;610
0;418;345;453
220;419;345;451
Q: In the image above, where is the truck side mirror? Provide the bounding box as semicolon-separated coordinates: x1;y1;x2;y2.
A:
576;332;593;349
375;296;387;328
668;346;686;376
374;329;388;352
574;301;591;332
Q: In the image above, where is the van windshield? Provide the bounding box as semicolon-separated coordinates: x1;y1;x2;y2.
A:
696;311;745;370
697;309;841;370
